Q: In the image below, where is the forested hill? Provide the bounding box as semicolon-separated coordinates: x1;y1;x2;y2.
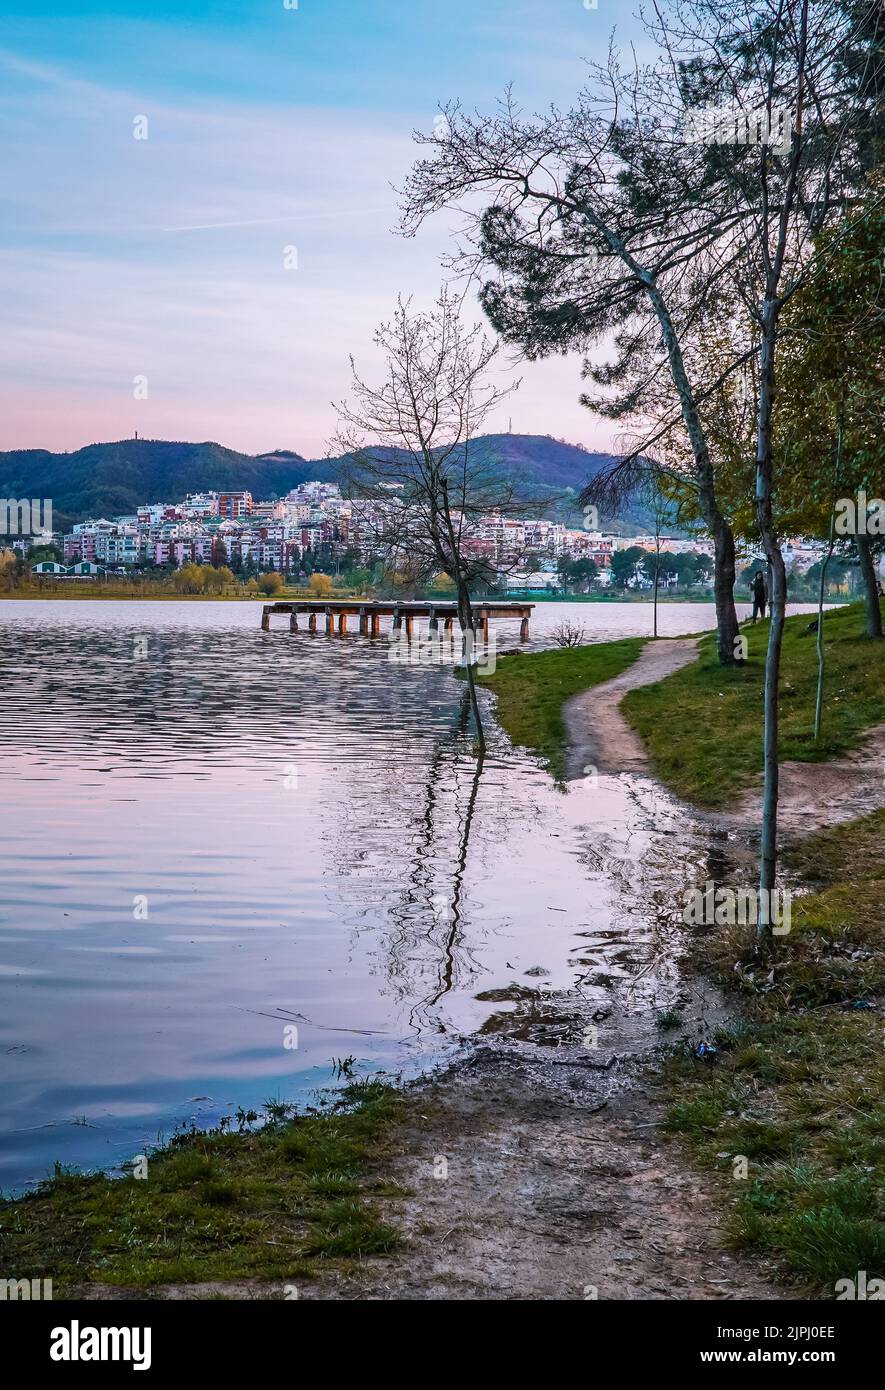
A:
0;434;641;531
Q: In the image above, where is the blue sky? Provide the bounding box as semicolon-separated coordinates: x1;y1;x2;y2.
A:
0;0;642;456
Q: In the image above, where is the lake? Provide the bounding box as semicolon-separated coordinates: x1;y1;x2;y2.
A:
0;597;810;1192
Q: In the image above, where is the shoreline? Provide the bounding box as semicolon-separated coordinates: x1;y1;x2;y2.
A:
1;589;851;605
4;606;882;1299
2;629;760;1301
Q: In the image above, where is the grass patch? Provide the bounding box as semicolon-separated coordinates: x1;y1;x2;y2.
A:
0;1079;402;1294
623;601;885;807
476;637;646;780
661;811;885;1294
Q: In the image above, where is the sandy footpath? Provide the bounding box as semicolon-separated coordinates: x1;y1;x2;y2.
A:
562;637;701;780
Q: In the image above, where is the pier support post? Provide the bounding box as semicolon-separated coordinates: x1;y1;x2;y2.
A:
359;608;368;635
261;608;270;631
444;616;454;635
520;610;530;642
289;611;299;632
370;612;381;637
428;608;438;631
404;614;414;641
325;610;334;635
308;612;317;633
393;609;402;631
338;612;347;634
481;609;490;643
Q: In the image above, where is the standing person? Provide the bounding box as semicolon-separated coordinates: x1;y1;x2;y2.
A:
751;569;767;622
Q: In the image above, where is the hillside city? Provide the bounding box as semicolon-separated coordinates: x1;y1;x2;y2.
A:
16;480;834;593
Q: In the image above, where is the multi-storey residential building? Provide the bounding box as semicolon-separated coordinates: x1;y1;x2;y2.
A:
182;492;219;518
218;491;253;519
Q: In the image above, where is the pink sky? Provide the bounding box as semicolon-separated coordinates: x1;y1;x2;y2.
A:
0;7;627;460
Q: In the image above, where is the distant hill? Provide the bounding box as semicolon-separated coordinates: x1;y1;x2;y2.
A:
464;433;619;494
0;434;650;532
0;440;329;533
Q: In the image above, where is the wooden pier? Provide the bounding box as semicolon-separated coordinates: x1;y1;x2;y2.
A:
260;599;534;642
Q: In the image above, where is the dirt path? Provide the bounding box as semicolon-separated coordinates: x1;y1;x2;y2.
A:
562;638;701;780
325;1048;783;1301
562;636;885;840
721;724;885;838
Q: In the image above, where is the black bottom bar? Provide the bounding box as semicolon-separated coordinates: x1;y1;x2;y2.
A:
7;1297;878;1375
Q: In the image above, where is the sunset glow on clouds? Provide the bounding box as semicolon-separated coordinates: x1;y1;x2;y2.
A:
0;0;636;457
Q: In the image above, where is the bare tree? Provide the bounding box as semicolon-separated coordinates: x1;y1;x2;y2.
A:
550;620;587;648
331;290;523;755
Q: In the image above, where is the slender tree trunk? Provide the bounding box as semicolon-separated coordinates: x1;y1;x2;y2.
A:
856;533;883;638
438;477;485;755
759;547;786;933
756;300;784;940
814;527;835;743
814;433;841;742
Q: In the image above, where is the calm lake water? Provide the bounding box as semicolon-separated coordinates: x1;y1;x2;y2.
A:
0;597;808;1192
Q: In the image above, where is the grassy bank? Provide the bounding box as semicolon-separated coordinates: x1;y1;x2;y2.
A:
0;1080;402;1294
476;637;646;780
660;811;885;1294
624;601;885;807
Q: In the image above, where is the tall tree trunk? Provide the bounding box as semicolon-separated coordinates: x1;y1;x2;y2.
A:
711;517;742;665
640;272;741;665
814;432;842;742
758;547;786;934
856;533;884;638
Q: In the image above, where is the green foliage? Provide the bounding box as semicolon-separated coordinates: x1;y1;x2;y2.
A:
610;546;646;589
556;555;599;591
775;197;885;538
